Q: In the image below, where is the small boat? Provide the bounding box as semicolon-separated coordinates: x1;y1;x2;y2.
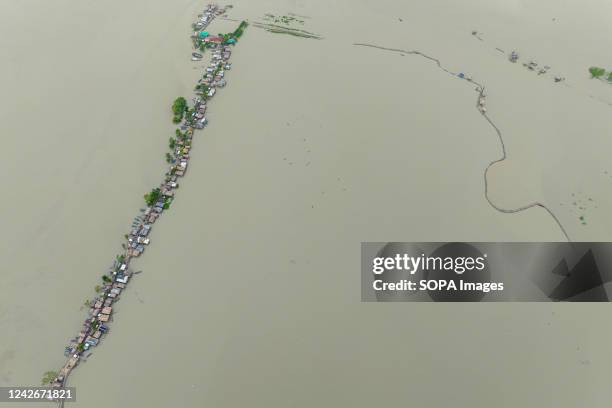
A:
192;52;203;58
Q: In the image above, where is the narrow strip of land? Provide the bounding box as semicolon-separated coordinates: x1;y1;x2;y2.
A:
45;4;248;402
353;42;571;242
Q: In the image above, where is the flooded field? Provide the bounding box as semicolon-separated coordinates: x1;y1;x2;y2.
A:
1;0;612;407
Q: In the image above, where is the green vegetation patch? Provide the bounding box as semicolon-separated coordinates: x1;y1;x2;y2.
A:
175;129;189;143
144;188;162;206
253;22;321;39
589;66;606;78
219;20;249;44
41;371;58;385
172;97;188;123
263;13;304;25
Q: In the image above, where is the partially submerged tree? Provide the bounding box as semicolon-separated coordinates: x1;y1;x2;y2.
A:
589;66;606;78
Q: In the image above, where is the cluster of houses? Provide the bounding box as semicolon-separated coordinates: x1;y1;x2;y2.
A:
52;254;128;387
50;2;241;390
200;47;232;90
193;3;226;32
191;4;230;53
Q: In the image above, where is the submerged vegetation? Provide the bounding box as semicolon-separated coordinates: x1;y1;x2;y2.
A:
254;14;320;40
253;22;321;39
263;13;304;25
588;66;612;84
256;12;320;39
41;371;58;385
589;66;606;78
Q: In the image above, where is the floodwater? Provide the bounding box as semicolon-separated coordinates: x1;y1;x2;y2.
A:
1;0;612;407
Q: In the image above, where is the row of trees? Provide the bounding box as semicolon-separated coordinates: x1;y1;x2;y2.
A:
219;20;248;43
233;21;248;38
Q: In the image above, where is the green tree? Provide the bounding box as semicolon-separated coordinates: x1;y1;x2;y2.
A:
144;188;161;206
172;97;188;123
172;97;187;115
589;66;606;78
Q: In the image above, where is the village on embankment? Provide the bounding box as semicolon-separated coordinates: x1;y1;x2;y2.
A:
44;3;248;393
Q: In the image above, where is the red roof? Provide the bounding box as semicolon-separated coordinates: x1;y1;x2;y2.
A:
205;36;224;43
